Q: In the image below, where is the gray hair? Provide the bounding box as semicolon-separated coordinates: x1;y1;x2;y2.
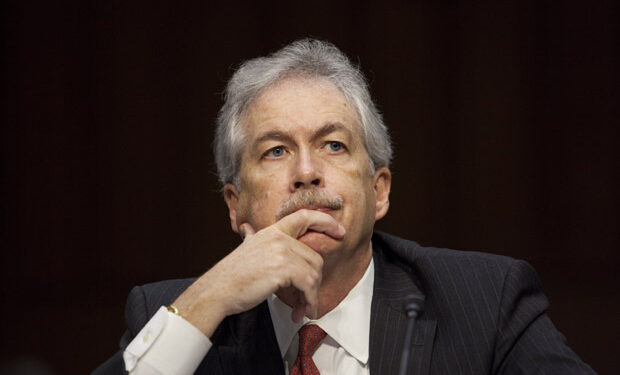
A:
214;39;392;188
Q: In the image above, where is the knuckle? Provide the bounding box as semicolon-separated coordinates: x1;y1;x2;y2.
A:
275;274;289;289
299;209;310;220
307;271;320;288
270;251;286;267
250;229;267;242
315;255;324;269
270;228;288;241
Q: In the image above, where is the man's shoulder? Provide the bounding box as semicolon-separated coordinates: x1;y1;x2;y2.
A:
373;230;525;284
374;230;516;264
373;230;544;316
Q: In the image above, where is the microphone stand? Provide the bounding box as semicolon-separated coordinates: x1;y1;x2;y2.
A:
398;296;424;375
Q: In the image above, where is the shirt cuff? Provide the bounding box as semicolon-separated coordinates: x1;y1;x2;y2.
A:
123;306;211;375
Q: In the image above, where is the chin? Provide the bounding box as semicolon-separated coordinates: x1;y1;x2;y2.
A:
298;231;341;255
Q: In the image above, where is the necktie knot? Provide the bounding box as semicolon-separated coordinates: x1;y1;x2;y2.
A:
297;324;327;358
290;324;327;375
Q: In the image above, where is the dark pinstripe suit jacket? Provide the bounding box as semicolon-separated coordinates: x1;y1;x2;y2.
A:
93;231;596;374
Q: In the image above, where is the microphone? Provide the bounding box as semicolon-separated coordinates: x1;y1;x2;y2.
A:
398;295;425;375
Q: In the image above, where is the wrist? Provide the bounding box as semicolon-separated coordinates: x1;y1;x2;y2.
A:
173;288;229;338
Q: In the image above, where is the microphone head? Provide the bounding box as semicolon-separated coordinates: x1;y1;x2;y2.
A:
403;295;425;318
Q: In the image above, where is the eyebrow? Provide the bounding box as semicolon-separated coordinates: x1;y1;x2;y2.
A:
254;122;351;146
311;122;351;142
254;130;294;145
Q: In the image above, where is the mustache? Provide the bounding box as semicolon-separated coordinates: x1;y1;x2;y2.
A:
276;189;344;220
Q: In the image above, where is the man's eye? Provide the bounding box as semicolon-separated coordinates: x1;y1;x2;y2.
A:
268;146;285;158
327;141;344;152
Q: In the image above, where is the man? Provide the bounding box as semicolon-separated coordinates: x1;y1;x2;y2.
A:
93;39;596;374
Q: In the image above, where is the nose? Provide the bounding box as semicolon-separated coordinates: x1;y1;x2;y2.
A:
291;149;322;190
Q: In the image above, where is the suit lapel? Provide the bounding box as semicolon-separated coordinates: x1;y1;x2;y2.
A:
211;302;285;375
369;234;437;375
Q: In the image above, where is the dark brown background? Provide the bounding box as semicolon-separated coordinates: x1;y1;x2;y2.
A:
1;1;617;374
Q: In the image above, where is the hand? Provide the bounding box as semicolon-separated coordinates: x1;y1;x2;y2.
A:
172;209;345;337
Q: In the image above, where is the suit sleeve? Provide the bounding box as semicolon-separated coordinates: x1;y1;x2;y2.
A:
92;286;147;375
91;285;211;375
493;260;597;374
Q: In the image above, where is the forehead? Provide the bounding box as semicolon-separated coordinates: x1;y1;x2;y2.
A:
242;77;361;137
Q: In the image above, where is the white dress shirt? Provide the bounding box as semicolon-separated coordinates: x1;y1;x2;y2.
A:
269;258;374;375
123;259;374;375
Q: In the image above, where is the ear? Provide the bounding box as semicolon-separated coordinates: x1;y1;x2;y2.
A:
223;183;241;234
373;167;391;221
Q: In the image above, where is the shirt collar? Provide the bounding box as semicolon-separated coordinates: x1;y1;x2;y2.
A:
267;257;375;365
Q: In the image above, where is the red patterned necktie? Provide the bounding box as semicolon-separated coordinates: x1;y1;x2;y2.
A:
290;324;327;375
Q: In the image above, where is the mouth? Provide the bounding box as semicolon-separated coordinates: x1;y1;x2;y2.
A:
299;205;335;213
276;191;344;220
294;206;343;242
278;205;341;221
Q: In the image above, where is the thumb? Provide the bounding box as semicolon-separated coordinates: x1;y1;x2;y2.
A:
239;223;256;241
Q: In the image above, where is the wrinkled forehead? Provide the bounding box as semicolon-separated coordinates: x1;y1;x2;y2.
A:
240;76;364;140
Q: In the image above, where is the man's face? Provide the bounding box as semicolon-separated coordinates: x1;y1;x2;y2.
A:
224;77;390;258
